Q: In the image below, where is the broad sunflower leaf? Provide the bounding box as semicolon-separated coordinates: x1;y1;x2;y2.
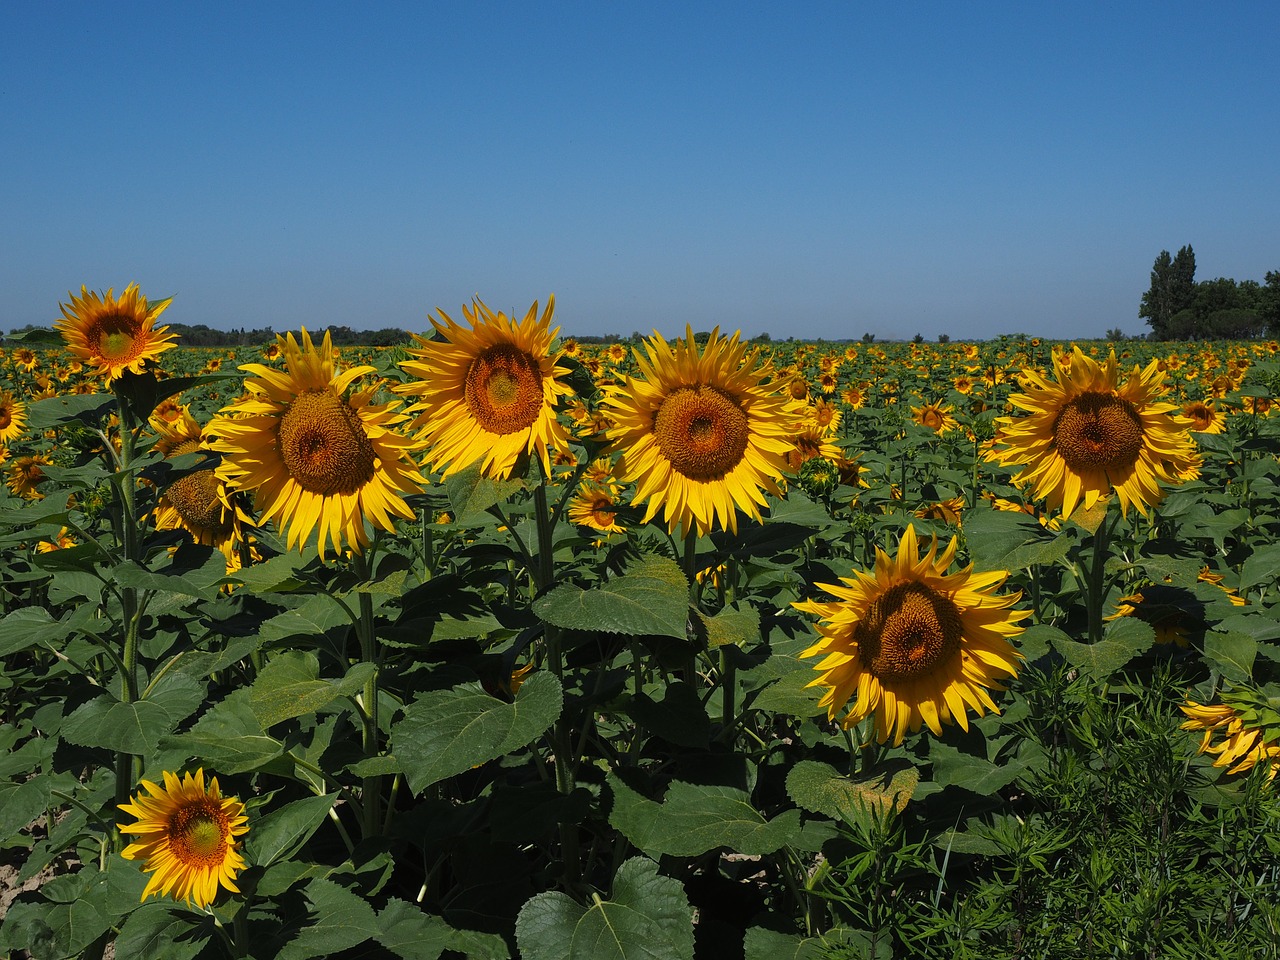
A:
25;392;115;430
160;691;287;774
61;673;206;755
377;898;511;960
113;902;209;960
1240;543;1280;591
258;593;352;643
1050;617;1154;680
275;877;379;960
0;604;102;657
927;740;1027;796
1203;630;1257;683
626;681;711;748
534;558;689;640
607;774;805;858
247;651;375;729
391;671;563;794
246;792;340;869
744;927;876;960
694;602;760;648
445;462;525;523
785;760;917;821
515;857;693;960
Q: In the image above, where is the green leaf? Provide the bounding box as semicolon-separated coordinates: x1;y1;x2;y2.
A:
0;604;103;657
1203;630;1257;683
927;740;1027;796
377;898;511;960
113;901;209;960
515;857;693;960
694;602;760;648
535;557;689;639
626;681;711;748
1241;543;1280;591
247;652;375;729
961;505;1047;570
112;557;224;601
607;775;804;858
276;877;379;960
392;671;563;794
246;792;339;869
743;927;874;960
258;594;352;643
785;760;917;821
25;392;115;431
445;462;525;522
160;691;286;775
1050;618;1154;680
0;776;51;841
61;673;205;754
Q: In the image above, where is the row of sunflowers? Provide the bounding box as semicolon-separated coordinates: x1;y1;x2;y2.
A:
1;284;1279;957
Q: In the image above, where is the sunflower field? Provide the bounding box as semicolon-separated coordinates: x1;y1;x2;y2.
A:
2;286;1280;959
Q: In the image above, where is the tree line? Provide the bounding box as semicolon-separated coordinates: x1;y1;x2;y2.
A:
1140;245;1280;339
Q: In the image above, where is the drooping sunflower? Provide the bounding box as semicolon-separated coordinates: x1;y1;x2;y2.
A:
1180;700;1280;783
1182;399;1224;434
211;328;426;559
55;283;177;382
603;326;803;537
396;296;572;481
794;524;1029;746
986;346;1198;519
118;768;249;908
0;391;27;444
151;406;256;573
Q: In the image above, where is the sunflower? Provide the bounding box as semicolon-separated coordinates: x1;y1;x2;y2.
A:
396;296;571;481
1180;701;1280;783
986;346;1198;519
0;391;27;444
915;496;966;526
1182;400;1224;434
841;386;866;410
211;328;426;559
794;525;1029;745
911;401;958;434
784;421;841;473
15;348;39;373
36;527;78;552
568;482;627;534
55;283;177;382
604;326;802;536
118;768;249;908
7;453;52;500
152;406;256;573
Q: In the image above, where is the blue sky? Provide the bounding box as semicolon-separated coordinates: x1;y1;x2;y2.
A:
3;2;1277;341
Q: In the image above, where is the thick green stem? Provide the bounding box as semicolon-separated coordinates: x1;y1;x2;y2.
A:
354;550;383;838
533;481;580;885
112;385;143;845
1086;509;1117;645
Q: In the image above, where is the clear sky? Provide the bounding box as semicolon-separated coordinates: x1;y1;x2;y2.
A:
3;2;1277;341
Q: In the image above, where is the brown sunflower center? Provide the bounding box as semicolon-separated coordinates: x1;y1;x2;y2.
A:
590;495;617;527
464;343;545;435
167;470;231;533
0;406;11;429
1051;392;1144;474
653;386;750;481
88;312;143;362
1184;402;1213;430
278;389;376;495
857;581;964;682
921;408;943;429
168;802;229;867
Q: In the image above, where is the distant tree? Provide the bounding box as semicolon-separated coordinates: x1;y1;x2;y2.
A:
1106;328;1125;342
750;331;772;344
1140;244;1196;339
1261;271;1280;335
937;333;950;344
912;333;924;344
861;332;875;343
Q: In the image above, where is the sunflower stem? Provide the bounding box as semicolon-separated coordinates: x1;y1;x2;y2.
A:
111;382;144;848
534;479;581;887
1086;508;1117;645
353;548;383;839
